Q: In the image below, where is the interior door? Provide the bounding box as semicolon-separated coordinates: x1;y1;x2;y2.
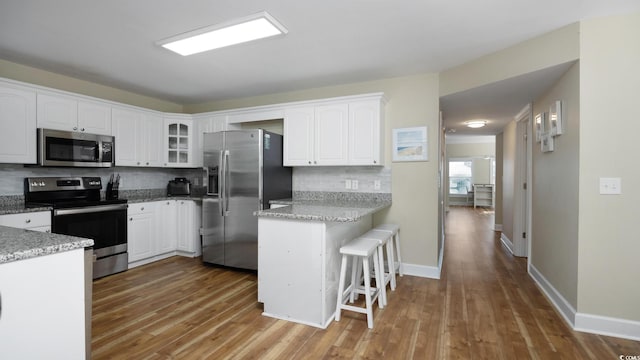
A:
224;130;260;270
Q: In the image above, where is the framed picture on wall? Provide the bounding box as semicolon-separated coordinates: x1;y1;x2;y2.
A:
549;100;563;136
534;112;546;143
392;126;428;162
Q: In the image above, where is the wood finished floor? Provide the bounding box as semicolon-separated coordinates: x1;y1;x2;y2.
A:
92;206;640;359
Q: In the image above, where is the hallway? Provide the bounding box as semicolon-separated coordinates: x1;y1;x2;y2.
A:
442;206;640;358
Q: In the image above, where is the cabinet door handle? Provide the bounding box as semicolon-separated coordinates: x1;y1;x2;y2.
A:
141;207;144;211
308;161;311;164
25;219;31;224
73;126;78;131
81;128;85;132
373;160;377;164
129;218;133;221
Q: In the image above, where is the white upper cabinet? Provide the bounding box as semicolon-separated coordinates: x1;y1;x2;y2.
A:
164;115;194;167
112;107;163;167
37;93;111;135
348;99;384;165
283;106;315;166
283;94;385;166
315;103;349;165
0;83;37;164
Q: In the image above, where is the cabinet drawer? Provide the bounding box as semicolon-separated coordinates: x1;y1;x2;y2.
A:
127;202;155;215
0;211;51;229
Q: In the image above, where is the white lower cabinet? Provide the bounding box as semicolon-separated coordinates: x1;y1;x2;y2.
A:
0;211;51;232
176;200;202;257
157;200;178;255
0;248;87;359
128;200;201;268
127;202;157;265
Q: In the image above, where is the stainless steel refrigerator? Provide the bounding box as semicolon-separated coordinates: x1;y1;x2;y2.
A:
202;129;292;270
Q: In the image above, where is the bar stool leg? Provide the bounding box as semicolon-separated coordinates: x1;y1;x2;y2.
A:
394;231;403;276
376;243;387;306
372;247;385;309
362;257;374;328
386;238;396;290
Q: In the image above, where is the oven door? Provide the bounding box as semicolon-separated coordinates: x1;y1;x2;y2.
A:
52;203;128;278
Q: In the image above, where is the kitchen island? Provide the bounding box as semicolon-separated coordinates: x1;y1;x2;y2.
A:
255;193;391;328
0;225;93;359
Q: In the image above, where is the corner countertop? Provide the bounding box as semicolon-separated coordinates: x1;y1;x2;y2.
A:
0;226;93;264
254;192;391;222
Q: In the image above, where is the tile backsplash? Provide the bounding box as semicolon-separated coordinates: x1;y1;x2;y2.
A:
0;164;202;196
293;166;391;193
0;164;391;196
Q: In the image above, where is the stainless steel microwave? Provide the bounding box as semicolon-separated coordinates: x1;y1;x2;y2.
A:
38;128;115;167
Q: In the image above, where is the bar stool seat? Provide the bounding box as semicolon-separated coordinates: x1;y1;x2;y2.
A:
335;236;384;329
372;224;403;276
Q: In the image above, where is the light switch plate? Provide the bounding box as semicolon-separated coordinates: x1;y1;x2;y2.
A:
374;180;381;190
345;179;352;190
352;180;359;190
599;177;621;195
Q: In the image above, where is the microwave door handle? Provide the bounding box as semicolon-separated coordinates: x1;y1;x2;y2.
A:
96;140;103;162
204;167;209;194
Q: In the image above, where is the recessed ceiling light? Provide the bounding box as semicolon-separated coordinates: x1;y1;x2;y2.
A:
465;120;487;128
157;11;288;56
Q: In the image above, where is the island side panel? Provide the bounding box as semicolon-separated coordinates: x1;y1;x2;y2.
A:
258;217;325;327
0;248;86;358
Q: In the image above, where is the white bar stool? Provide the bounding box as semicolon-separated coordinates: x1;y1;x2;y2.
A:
335;236;384;329
359;229;395;306
373;224;403;276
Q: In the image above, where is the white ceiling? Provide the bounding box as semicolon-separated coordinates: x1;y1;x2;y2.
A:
1;1;639;133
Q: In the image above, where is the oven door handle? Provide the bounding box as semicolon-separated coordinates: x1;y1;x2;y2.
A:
54;203;128;216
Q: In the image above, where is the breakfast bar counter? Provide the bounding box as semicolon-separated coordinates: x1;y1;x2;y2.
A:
254;192;390;328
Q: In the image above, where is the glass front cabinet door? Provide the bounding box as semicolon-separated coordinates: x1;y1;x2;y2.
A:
164;116;193;167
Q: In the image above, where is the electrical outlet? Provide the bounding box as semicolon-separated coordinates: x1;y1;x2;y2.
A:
374;180;381;190
599;177;621;195
193;177;200;186
345;179;352;189
352;180;359;190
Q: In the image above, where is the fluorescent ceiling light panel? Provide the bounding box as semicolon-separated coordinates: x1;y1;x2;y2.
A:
158;11;287;56
465;120;487;128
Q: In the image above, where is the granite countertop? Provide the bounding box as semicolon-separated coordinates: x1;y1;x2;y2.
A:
0;225;93;264
0;204;51;216
255;192;391;222
121;189;204;204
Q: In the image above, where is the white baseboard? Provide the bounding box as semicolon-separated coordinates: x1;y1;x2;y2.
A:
402;262;441;279
575;313;640;341
529;264;576;326
529;264;640;341
494;223;503;231
500;233;514;254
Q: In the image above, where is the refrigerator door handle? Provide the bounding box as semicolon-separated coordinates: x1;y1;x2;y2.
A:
224;150;230;214
219;151;225;217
